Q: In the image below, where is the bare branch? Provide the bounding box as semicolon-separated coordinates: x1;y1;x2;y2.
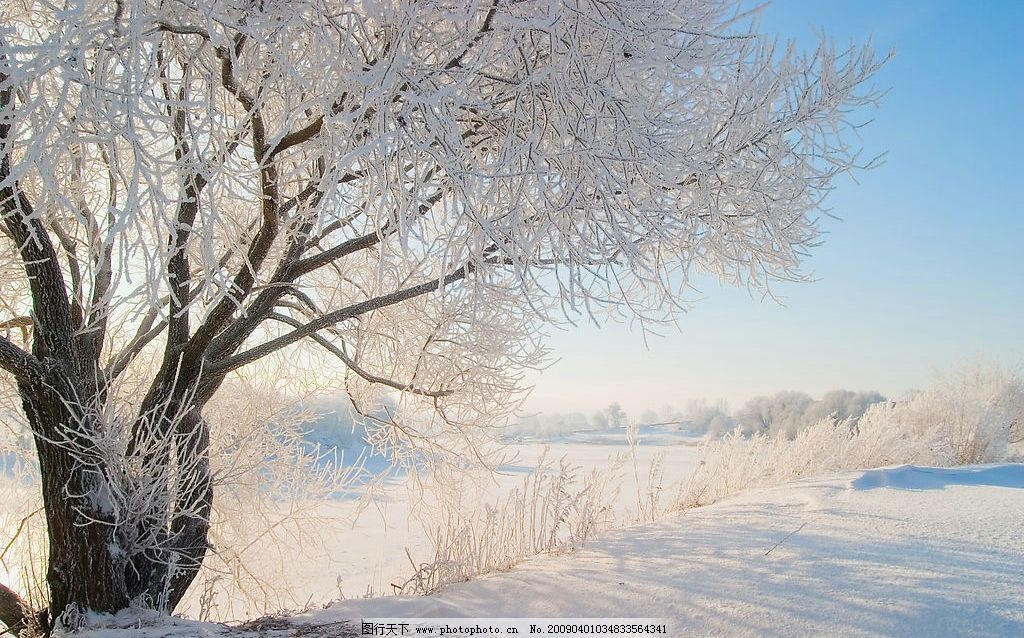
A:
266;311;451;397
289;225;386;279
105;318;168;380
0;334;41;381
213;265;470;374
185;33;281;355
158;46;206;357
49;220;85;330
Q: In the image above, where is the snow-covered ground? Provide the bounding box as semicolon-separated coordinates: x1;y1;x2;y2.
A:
61;463;1024;637
190;432;701;616
1;427;703;622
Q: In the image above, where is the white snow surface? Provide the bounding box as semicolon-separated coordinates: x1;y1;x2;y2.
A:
65;463;1024;637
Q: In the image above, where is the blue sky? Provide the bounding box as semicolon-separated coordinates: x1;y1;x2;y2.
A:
523;0;1024;416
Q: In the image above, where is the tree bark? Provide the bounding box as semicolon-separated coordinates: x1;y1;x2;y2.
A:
18;374;129;622
0;582;28;636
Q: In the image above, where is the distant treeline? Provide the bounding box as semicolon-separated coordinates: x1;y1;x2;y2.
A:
508;390;888;440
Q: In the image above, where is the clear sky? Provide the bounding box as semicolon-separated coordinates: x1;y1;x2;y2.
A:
522;0;1024;417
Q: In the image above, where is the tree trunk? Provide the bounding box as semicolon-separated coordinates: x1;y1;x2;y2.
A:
126;408;213;613
19;377;129;622
18;369;213;626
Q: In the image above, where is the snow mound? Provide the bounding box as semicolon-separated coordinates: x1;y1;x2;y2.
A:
852;463;1024;491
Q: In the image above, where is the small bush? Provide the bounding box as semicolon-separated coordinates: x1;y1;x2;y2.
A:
396;452;618;595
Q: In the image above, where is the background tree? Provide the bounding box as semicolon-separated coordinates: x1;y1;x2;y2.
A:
734;390;886;438
685;399;735;436
0;0;885;629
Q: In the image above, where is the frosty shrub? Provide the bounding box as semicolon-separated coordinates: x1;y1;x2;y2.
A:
398;452;618;595
676;363;1024;509
928;364;1024;463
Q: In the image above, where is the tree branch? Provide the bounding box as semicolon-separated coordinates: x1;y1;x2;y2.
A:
266;311;452;397
288;225;387;279
105;318;168;380
184;34;281;355
80;147;118;362
0;334;41;382
202;190;329;364
1;57;77;364
0;316;31;343
211;265;470;374
159;51;206;358
49;220;85;330
443;0;498;71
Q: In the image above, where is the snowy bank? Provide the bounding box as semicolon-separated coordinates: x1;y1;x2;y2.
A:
63;464;1024;637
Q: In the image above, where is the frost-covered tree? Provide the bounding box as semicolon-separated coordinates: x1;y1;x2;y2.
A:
685;399;734;436
0;0;885;627
734;390;886;438
804;389;886;428
735;391;813;436
603;402;628;430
